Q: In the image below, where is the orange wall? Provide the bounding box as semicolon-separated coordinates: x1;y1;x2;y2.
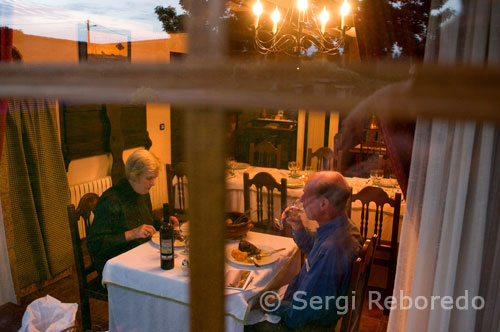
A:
12;29;187;64
13;30;79;63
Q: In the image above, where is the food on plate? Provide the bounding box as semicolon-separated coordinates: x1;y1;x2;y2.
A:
231;249;248;262
238;240;261;256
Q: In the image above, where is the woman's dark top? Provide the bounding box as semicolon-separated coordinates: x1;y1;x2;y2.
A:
87;178;159;277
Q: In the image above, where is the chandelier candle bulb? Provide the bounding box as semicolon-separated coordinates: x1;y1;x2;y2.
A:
297;0;307;22
272;6;280;34
340;0;350;29
320;7;329;34
253;0;263;28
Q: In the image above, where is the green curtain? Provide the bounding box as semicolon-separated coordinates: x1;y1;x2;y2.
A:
5;99;71;288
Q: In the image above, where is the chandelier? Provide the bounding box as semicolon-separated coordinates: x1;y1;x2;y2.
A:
252;0;352;56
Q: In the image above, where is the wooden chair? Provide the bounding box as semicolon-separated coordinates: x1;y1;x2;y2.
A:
166;162;189;222
338;234;377;332
77;193;99;238
306;147;335;171
243;172;287;235
348;186;401;314
249;141;281;168
67;193;107;331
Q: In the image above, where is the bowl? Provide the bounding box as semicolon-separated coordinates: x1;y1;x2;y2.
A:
225;211;253;239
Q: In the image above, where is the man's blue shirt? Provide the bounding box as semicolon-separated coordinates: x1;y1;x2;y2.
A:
274;214;362;328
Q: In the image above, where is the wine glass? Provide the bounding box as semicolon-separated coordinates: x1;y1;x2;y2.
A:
288;161;298;178
274;199;304;230
226;157;236;176
301;166;313;183
177;223;189;255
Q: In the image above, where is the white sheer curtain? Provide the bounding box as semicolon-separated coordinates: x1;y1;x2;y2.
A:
387;0;500;331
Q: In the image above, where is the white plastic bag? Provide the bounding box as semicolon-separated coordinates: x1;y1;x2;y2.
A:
18;295;78;332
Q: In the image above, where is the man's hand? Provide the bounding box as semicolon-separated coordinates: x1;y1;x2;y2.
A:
125;224;157;241
281;207;303;231
169;216;180;229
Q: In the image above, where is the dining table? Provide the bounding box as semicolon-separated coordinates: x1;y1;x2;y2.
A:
102;231;301;332
225;164;405;242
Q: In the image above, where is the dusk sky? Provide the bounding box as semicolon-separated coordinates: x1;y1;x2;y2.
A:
0;0;181;41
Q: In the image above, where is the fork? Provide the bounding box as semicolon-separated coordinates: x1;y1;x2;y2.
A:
248;256;261;268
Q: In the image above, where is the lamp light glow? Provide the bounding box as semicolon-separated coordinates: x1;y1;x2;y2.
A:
272;6;280;34
297;0;308;11
340;0;350;16
340;0;350;29
320;7;329;34
253;0;263;15
253;0;263;28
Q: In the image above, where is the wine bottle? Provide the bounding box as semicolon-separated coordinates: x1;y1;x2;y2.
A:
160;206;174;270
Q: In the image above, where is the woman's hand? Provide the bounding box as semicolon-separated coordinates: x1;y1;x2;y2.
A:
125;224;157;241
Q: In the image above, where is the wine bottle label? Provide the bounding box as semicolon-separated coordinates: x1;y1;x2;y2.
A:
161;239;173;255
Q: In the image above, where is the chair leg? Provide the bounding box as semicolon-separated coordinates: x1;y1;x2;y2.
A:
80;294;92;331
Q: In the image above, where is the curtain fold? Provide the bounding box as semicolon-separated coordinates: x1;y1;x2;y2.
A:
378;118;415;198
4;99;72;288
388;0;500;331
0;26;17;305
1;26;12;166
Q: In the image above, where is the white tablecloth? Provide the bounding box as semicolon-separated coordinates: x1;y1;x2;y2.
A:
102;231;301;332
225;166;405;242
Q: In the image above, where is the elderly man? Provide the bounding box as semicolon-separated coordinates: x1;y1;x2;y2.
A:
247;171;363;331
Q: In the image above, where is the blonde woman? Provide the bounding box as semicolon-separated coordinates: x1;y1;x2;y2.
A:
88;149;177;278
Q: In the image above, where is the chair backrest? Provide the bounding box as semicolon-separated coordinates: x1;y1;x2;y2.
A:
339;234;377;332
306;147;335;171
76;193;99;237
348;186;402;306
249;141;281;168
67;195;99;302
166;162;189;221
243;172;287;232
68;193;108;331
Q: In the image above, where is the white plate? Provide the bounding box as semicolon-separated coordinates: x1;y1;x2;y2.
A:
226;243;280;267
151;232;186;248
232;162;250;170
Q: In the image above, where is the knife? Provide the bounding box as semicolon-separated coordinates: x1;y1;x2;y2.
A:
259;248;286;257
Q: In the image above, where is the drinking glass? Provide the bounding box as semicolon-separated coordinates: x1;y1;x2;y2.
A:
226;157;236;176
302;166;313;182
370;169;383;185
177;223;189;255
274;199;304;230
288;161;298;178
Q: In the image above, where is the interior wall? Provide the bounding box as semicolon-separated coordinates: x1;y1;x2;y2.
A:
146;103;171;165
328;112;340;148
306;111;326;166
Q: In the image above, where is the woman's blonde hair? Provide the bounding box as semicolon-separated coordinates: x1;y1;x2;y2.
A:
125;149;161;181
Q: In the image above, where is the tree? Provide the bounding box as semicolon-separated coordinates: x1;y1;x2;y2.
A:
155;5;188;32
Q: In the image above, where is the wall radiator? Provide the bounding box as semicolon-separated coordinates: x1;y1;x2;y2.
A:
69;165;168;238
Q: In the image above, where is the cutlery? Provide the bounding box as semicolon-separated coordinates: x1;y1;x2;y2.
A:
233;209;252;224
244;276;254;290
248;256;261;268
260;248;286;256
